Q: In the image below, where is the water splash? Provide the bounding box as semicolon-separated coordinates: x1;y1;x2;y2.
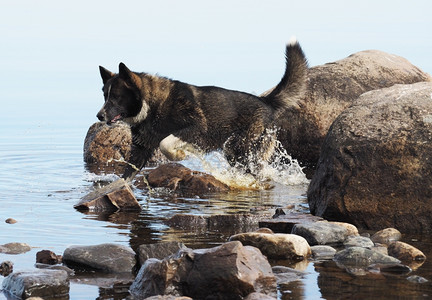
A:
182;139;309;190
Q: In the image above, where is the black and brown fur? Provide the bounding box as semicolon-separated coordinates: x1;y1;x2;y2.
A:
97;40;308;181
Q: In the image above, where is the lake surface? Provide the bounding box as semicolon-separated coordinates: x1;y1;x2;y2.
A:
1;102;432;300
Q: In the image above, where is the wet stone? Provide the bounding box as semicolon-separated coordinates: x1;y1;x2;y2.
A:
36;250;62;265
344;236;374;249
387;241;426;262
258;212;324;233
137;241;187;266
311;245;337;260
0;261;13;277
0;242;31;254
130;241;276;299
334;247;401;267
291;222;349;245
244;292;277;300
63;243;136;273
2;269;69;299
371;228;402;245
5;218;17;224
229;232;311;260
74;178;141;212
272;266;307;285
407;275;429;283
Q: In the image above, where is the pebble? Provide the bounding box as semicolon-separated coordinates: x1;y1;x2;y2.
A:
5;218;17;224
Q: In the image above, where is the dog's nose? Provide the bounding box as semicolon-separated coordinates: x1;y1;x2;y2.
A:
97;111;104;121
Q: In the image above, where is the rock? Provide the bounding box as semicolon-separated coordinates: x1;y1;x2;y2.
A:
291;221;350;245
144;296;192;300
83;122;168;174
308;82;432;233
371;228;402;245
258;212;324;233
407;275;429;283
244;292;277;300
147;163;229;195
36;250;62;265
63;243;136;273
387;241;426;262
130;241;276;299
0;261;13;276
165;213;263;234
344;236;374;249
275;50;431;170
330;222;359;236
35;263;75;276
0;242;31;254
311;245;337;260
368;263;412;275
5;218;17;224
334;247;401;267
74;178;141;212
271;266;307;285
2;269;69;299
229;232;311;260
83;122;132;174
137;242;187;266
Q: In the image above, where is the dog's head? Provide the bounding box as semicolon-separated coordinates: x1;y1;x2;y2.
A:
97;63;149;126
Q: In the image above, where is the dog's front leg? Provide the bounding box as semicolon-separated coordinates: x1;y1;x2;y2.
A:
122;144;154;182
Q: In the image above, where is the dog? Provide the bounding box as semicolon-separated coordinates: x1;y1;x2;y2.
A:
97;39;308;182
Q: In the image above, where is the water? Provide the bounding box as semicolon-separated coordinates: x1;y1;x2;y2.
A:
2;106;432;299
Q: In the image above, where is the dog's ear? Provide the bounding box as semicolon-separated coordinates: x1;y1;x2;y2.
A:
119;62;142;89
99;66;115;84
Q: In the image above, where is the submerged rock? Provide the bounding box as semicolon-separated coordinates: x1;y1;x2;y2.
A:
275;50;431;170
229;232;311;260
272;266;308;285
130;241;276;299
334;247;401;267
63;243;136;274
147;163;229;195
0;242;31;254
2;269;69;299
308;82;432;233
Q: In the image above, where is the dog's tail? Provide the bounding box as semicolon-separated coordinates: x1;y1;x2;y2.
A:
261;37;308;110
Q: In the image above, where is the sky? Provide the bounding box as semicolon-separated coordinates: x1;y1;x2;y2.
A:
0;0;431;115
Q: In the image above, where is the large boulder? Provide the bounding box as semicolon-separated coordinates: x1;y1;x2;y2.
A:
83;122;167;174
308;82;432;233
275;50;431;170
129;241;276;299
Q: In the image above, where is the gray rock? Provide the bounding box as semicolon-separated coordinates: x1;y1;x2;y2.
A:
275;50;431;169
137;242;187;265
311;245;337;260
2;269;69;299
344;236;374;249
0;242;31;254
130;241;276;299
407;275;429;283
291;222;349;245
272;266;307;285
308;82;432;233
258;213;324;233
63;243;135;273
334;247;401;267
